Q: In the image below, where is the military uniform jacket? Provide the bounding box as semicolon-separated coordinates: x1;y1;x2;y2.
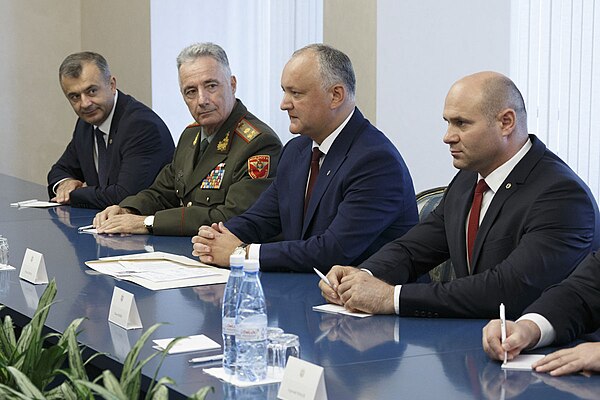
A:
120;100;282;236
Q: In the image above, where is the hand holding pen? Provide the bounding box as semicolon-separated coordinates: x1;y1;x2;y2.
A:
500;303;507;364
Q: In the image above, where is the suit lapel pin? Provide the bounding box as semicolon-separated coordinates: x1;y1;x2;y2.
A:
505;183;512;189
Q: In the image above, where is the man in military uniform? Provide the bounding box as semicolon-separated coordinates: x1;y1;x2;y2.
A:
93;43;282;236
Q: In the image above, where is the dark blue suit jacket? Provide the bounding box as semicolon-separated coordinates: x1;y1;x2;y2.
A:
47;91;174;209
225;108;418;272
361;135;600;318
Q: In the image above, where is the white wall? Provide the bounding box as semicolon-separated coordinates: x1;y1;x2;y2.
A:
377;0;511;193
0;0;81;185
150;0;322;144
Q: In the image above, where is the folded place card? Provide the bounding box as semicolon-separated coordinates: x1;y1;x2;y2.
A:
108;287;143;330
501;354;546;370
278;357;328;400
312;304;372;318
152;334;220;354
19;248;49;284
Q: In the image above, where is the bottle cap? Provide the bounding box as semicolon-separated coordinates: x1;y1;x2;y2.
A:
243;259;260;272
229;253;245;268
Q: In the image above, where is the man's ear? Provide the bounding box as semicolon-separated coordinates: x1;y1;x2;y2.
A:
330;84;346;110
498;108;516;137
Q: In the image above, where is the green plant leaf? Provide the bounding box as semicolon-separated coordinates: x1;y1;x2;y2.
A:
149;383;169;400
6;366;46;399
0;315;16;357
64;319;87;381
0;383;37;399
187;386;214;400
74;379;125;400
121;323;162;385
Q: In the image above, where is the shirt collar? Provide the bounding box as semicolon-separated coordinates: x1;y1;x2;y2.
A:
312;108;355;155
95;90;118;135
480;138;532;193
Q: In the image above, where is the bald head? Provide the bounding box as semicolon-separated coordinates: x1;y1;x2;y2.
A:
443;72;530;176
452;71;528;134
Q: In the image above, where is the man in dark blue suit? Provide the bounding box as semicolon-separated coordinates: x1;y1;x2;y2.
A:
47;52;174;209
192;44;418;272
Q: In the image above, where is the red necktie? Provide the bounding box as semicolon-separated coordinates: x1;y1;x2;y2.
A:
304;147;323;215
467;179;489;267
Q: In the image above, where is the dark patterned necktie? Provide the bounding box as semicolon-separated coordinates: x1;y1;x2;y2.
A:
95;128;108;185
304;147;323;215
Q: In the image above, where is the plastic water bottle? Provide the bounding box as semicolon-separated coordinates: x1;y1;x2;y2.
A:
222;254;245;375
235;259;268;382
0;236;8;266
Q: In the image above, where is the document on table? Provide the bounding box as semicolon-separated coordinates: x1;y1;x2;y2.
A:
10;199;60;208
85;251;229;290
152;334;220;354
501;354;545;370
312;304;372;318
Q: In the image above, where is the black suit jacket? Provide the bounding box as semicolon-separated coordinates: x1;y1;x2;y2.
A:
47;91;174;209
524;251;600;344
360;135;600;319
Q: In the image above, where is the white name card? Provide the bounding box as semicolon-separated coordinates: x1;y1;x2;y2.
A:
278;357;328;400
108;287;143;330
19;248;49;284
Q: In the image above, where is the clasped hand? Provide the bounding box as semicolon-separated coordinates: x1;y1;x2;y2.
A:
191;222;242;267
319;265;395;314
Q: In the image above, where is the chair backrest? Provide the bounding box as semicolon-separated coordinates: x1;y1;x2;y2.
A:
414;186;456;282
416;186;446;220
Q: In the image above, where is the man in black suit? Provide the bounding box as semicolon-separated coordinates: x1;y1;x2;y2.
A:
320;71;600;319
483;251;600;376
47;52;174;209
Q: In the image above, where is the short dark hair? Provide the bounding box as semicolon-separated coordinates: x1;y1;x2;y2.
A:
293;43;356;98
59;51;111;82
176;42;231;76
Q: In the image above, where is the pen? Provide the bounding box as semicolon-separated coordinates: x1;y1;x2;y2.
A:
313;267;331;287
78;224;94;231
500;302;507;364
188;354;223;364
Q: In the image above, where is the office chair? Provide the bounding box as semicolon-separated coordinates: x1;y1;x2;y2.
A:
415;186;456;282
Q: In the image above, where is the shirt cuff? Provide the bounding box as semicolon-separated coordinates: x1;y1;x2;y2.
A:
52;177;71;194
394;285;402;315
517;313;556;349
248;243;260;261
360;268;373;276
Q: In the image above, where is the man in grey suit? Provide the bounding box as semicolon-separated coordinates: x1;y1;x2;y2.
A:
319;71;600;319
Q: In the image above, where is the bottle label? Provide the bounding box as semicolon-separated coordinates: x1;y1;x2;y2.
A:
236;324;267;341
222;317;236;335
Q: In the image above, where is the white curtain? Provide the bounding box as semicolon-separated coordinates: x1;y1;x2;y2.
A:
511;0;600;201
150;0;323;144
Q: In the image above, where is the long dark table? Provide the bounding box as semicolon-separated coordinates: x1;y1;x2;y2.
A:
0;174;597;399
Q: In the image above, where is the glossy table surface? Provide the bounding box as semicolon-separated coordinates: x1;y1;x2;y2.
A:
0;174;597;399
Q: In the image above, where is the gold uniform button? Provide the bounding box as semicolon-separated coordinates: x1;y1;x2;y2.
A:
187;201;192;207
